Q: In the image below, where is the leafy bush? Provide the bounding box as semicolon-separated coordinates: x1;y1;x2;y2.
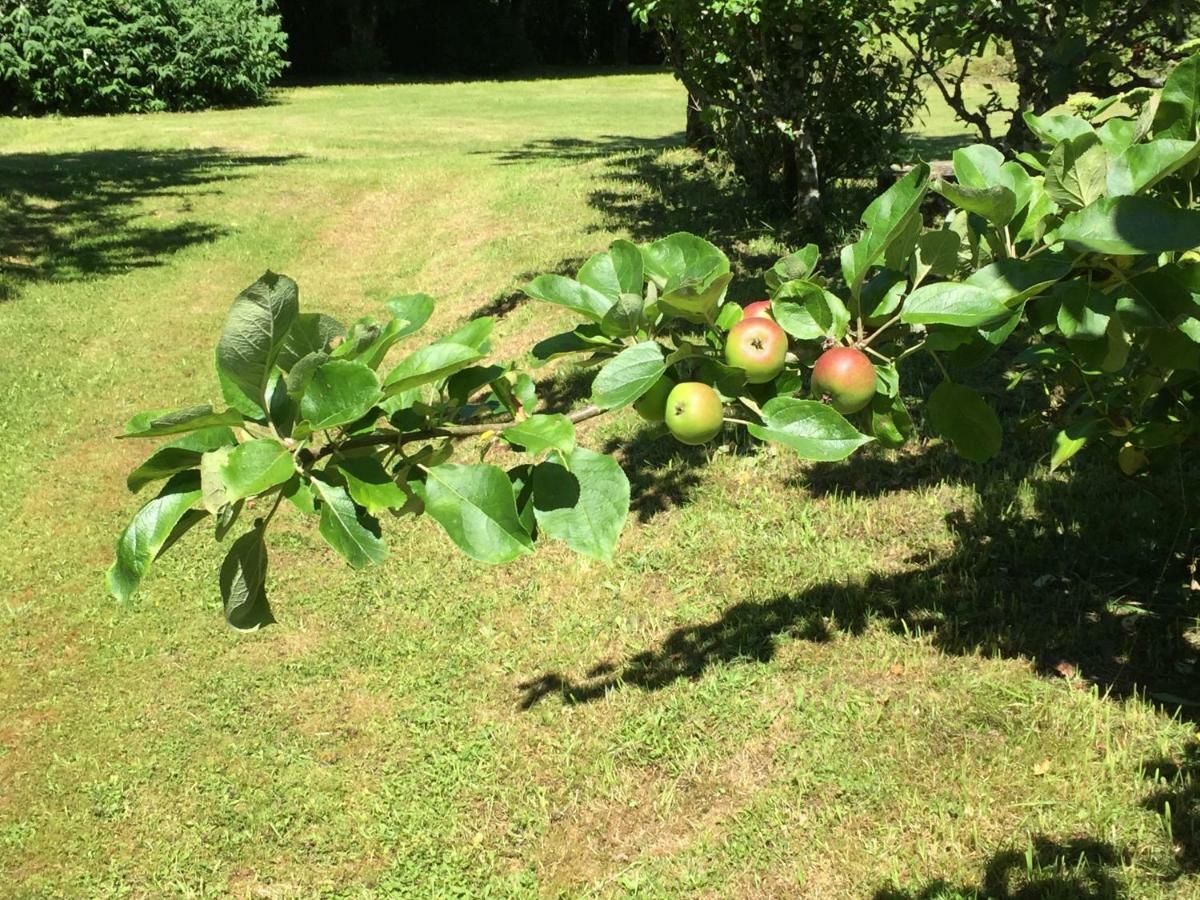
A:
629;0;923;227
107;54;1200;628
0;0;288;114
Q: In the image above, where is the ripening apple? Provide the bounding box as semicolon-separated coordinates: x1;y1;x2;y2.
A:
724;317;788;384
1118;443;1148;476
665;382;724;445
743;300;773;319
811;346;876;414
633;375;676;422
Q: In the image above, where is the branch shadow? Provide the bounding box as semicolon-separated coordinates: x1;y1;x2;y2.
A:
1142;740;1200;876
874;835;1127;899
0;148;301;301
518;452;1200;723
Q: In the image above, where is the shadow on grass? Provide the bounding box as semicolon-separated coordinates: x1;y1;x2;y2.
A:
1142;740;1200;876
475;133;814;282
519;449;1200;724
0;148;300;301
873;835;1127;899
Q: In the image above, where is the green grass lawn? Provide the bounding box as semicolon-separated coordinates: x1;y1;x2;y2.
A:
1;72;1198;898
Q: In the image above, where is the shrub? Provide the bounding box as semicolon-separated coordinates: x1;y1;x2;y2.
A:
106;54;1200;629
0;0;288;115
629;0;923;229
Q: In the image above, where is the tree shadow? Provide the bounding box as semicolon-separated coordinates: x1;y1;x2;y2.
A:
0;148;300;301
1142;741;1200;876
468;257;587;321
874;836;1127;899
518;451;1200;721
476;133;810;279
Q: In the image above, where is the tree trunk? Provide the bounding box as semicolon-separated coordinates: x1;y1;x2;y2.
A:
794;129;823;229
685;93;715;149
612;6;631;65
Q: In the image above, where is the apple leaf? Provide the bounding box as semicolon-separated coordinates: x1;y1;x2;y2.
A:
747;398;873;461
418;463;534;564
926;382;1001;462
590;340;667;410
532;447;630;562
501;414;575;457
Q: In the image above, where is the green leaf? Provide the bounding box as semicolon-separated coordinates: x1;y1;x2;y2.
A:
658;271;732;325
772;281;850;340
299;360;381;431
1049;420;1100;472
1107;139;1200;196
901;282;1011;328
219;439;295;504
419;463;533;564
200;446;233;513
641;233;732;325
532;447;630;562
334;456;410;516
105;471;203;603
383;342;485;395
524;274;613;322
1044;135;1108;210
311;476;388;568
1153;53;1200;140
1023;111;1095;145
530;326;616;365
121;404;243;439
215;272;300;418
285;350;329;397
436;317;493;352
1053;196;1200;254
840;164;930;300
641;232;730;291
219;527;275;631
746;398;872;461
282;474;316;514
934;180;1016;226
590;340;667;410
126;426;237;493
579;240;644;301
953;144;1006;189
385;293;437;340
911;230;961;283
1056;281;1114;341
277;313;345;371
870;393;913;450
765;244;820;292
502;414;575;457
964;258;1072;307
600;292;646;338
926;382;1001;462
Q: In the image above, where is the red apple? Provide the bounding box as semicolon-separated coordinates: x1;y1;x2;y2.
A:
665;382;724;445
811;346;876;414
743;300;773;319
724;317;788;384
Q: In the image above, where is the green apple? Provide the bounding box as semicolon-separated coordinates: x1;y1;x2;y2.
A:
811;346;876;414
633;375;676;422
724;316;787;384
665;382;724;445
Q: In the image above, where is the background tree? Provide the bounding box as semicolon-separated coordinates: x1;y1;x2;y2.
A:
629;0;923;230
898;0;1197;148
276;0;659;77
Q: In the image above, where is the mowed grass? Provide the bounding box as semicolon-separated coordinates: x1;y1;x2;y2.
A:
1;72;1199;898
